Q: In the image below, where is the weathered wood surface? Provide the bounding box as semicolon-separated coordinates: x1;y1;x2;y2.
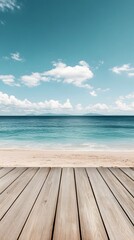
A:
120;168;134;180
0;167;27;194
19;168;61;240
0;168;14;179
110;168;134;196
53;168;80;240
98;168;134;224
75;168;108;240
87;168;134;240
0;167;133;240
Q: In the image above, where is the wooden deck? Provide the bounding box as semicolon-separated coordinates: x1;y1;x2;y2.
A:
0;167;133;240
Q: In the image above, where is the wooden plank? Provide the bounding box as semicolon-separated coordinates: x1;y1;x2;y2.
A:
99;168;134;223
87;168;134;240
19;168;61;240
53;168;80;240
0;168;14;179
0;167;27;194
110;168;134;196
0;168;38;220
0;168;49;240
75;168;108;240
120;168;134;180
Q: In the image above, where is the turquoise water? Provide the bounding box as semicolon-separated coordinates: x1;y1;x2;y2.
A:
0;116;134;150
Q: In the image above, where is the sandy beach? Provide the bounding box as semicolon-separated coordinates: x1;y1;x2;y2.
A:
0;149;134;167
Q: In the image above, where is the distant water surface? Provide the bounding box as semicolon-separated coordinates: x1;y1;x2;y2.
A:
0;116;134;150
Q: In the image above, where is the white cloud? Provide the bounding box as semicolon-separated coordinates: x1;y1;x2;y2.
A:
1;91;134;115
0;75;15;86
86;103;109;112
89;88;110;97
125;93;134;99
115;100;132;111
44;60;93;89
0;92;73;114
0;91;111;115
75;104;83;111
96;88;110;92
128;72;134;77
74;103;110;114
0;0;20;11
111;64;132;74
0;92;111;115
21;61;94;89
111;64;134;77
21;74;40;87
3;52;24;62
115;93;134;111
1;60;110;98
21;73;48;87
118;92;134;100
90;90;97;97
11;52;23;62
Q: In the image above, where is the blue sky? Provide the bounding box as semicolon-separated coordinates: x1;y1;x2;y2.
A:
0;0;134;115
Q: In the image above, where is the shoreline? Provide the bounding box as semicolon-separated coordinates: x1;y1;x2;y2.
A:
1;147;134;152
0;148;134;167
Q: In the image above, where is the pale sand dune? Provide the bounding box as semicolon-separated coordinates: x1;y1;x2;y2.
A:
0;149;134;167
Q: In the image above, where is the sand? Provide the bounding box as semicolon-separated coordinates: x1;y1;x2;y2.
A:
0;149;134;167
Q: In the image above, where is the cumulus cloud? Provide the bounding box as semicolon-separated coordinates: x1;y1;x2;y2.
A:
115;93;134;111
86;103;109;112
0;0;20;11
21;73;48;87
0;92;73;114
115;100;132;111
0;75;15;86
111;64;131;74
1;90;134;115
21;61;94;89
0;92;111;115
0;60;109;98
111;64;134;77
44;61;93;88
11;52;23;62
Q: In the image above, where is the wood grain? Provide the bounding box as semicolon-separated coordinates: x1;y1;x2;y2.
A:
0;167;133;240
0;167;26;194
0;168;14;179
120;168;134;180
75;168;108;240
53;168;80;240
99;168;134;223
19;168;61;240
0;168;38;220
0;168;49;240
110;168;134;196
87;168;134;240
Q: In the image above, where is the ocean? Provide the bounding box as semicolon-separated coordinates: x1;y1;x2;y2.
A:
0;116;134;151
